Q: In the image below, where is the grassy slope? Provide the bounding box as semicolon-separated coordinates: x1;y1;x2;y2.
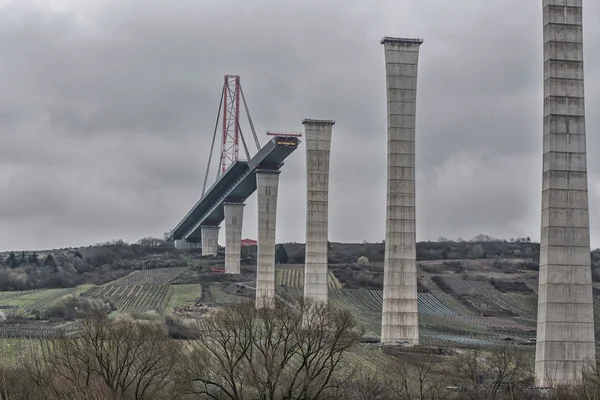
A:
0;289;69;308
166;284;202;312
0;285;94;313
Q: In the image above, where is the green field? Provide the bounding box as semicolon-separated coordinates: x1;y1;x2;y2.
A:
0;290;42;301
0;289;70;308
203;284;242;305
0;285;95;317
166;284;202;311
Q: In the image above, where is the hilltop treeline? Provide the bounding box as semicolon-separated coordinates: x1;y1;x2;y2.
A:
0;238;177;291
246;235;544;265
274;236;600;267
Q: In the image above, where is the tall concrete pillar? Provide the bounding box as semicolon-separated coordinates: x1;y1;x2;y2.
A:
200;225;219;256
302;119;334;304
255;169;280;309
535;0;595;386
380;37;422;346
224;202;244;274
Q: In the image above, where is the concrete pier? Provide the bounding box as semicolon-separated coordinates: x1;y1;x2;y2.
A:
535;0;595;386
302;119;335;304
200;225;219;256
224;202;244;274
255;169;280;308
174;240;200;250
174;240;187;250
380;36;422;346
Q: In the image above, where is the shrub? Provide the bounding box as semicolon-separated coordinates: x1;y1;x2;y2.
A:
357;256;370;266
165;315;201;339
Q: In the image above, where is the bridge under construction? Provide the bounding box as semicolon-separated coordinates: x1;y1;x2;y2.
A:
167;75;302;307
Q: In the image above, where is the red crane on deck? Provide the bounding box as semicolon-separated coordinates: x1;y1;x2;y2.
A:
202;75;262;196
221;75;241;175
201;76;302;197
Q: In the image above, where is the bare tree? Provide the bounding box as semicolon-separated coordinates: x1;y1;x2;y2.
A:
179;298;360;400
281;299;358;399
179;302;254;399
387;348;451;400
454;344;532;399
349;369;390;400
20;315;181;400
137;237;166;249
471;234;495;243
573;355;600;399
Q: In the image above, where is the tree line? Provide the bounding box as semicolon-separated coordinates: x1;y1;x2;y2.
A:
247;235;546;266
0;238;176;291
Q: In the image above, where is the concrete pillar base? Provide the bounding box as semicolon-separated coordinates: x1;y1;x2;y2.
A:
302;119;335;305
174;240;201;250
255;170;280;309
224;202;244;274
201;225;219;256
174;239;189;250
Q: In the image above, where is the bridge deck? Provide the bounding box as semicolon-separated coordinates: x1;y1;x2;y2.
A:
170;136;301;241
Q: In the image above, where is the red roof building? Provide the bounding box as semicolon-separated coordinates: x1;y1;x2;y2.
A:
241;238;257;246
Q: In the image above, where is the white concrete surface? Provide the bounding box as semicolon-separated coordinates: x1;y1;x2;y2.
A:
380;36;423;346
255;170;280;308
200;225;219;256
174;239;187;250
536;0;595;386
224;202;244;274
302;119;335;304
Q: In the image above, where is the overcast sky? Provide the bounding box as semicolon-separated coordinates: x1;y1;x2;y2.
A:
1;0;600;251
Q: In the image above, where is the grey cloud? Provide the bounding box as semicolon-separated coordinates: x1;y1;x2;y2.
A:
0;0;599;251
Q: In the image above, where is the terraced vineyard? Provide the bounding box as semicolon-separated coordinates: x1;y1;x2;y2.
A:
329;289;381;334
440;277;497;296
110;267;188;285
278;287;468;336
85;285;173;313
0;338;54;367
369;291;458;316
84;267;188;314
593;295;600;321
278;285;536;343
430;275;538;318
276;269;342;289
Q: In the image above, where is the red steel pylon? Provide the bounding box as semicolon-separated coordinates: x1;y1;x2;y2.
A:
220;75;241;174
